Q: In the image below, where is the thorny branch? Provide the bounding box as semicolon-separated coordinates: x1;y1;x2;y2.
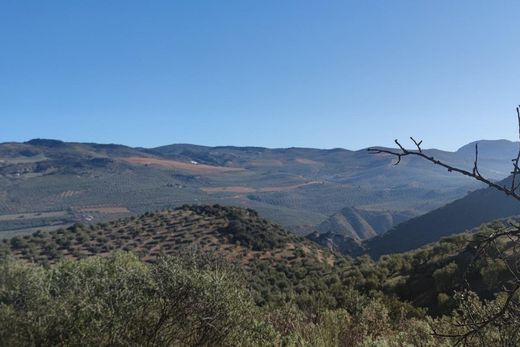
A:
431;284;520;346
368;106;520;201
368;106;520;345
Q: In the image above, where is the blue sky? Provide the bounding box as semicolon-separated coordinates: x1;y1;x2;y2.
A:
1;1;519;150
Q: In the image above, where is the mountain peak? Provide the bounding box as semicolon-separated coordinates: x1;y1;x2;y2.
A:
456;139;519;160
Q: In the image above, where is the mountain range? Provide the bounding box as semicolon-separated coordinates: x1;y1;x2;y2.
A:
0;138;517;242
365;175;520;257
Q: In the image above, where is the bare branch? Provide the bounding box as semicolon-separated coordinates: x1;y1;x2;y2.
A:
473;143;480;176
433;284;520;345
410;137;423;152
371;106;520;344
368;108;520;201
511;106;520;193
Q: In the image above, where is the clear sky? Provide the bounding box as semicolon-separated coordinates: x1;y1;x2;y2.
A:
1;1;519;150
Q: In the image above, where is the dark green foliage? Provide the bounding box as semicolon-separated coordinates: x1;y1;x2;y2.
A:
0;253;452;347
0;253;273;347
2;204;520;345
218;213;298;251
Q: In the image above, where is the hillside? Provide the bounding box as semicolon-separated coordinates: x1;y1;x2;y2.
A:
6;205;505;346
0;139;515;238
2;204;517;316
316;206;414;240
365;175;520;258
370;218;520;316
1;205;351;306
306;230;366;256
0;205;333;265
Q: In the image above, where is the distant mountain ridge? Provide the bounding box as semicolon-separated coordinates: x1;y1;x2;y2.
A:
365;175;520;258
0;138;517;238
457;139;519;160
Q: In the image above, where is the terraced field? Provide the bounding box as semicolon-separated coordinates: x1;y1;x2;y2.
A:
1;205;336;271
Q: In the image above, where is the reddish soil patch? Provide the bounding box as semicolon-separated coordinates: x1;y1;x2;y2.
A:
294;158;323;165
120;157;244;174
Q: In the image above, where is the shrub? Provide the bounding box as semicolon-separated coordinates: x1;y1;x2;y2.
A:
0;253;274;347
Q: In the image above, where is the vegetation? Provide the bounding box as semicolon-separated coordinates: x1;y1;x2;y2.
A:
365;177;520;257
0;253;273;346
0;252;447;347
2;138;511;237
369;108;520;344
2;204;520;345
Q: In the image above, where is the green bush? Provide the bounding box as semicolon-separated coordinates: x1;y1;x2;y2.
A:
0;253;274;347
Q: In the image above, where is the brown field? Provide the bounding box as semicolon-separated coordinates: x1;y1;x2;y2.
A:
120;157;244;174
294;158;323;165
202;181;324;194
78;207;130;214
249;159;284;167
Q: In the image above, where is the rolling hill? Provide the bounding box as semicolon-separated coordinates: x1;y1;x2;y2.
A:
0;204;333;266
0;204;353;307
0;138;516;238
2;203;517;318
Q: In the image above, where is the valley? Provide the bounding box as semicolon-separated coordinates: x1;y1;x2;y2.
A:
1;139;515;240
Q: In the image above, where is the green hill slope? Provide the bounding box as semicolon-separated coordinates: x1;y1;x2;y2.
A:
365;176;520;258
316;206;414;240
1;205;351;306
2;204;516;317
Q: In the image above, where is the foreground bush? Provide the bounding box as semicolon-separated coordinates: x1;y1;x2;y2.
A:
0;253;274;346
2;252;495;346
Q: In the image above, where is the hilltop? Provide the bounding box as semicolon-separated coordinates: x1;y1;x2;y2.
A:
1;204;345;305
1;204;333;265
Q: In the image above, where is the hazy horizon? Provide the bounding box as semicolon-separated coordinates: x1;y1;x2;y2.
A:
5;136;519;153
